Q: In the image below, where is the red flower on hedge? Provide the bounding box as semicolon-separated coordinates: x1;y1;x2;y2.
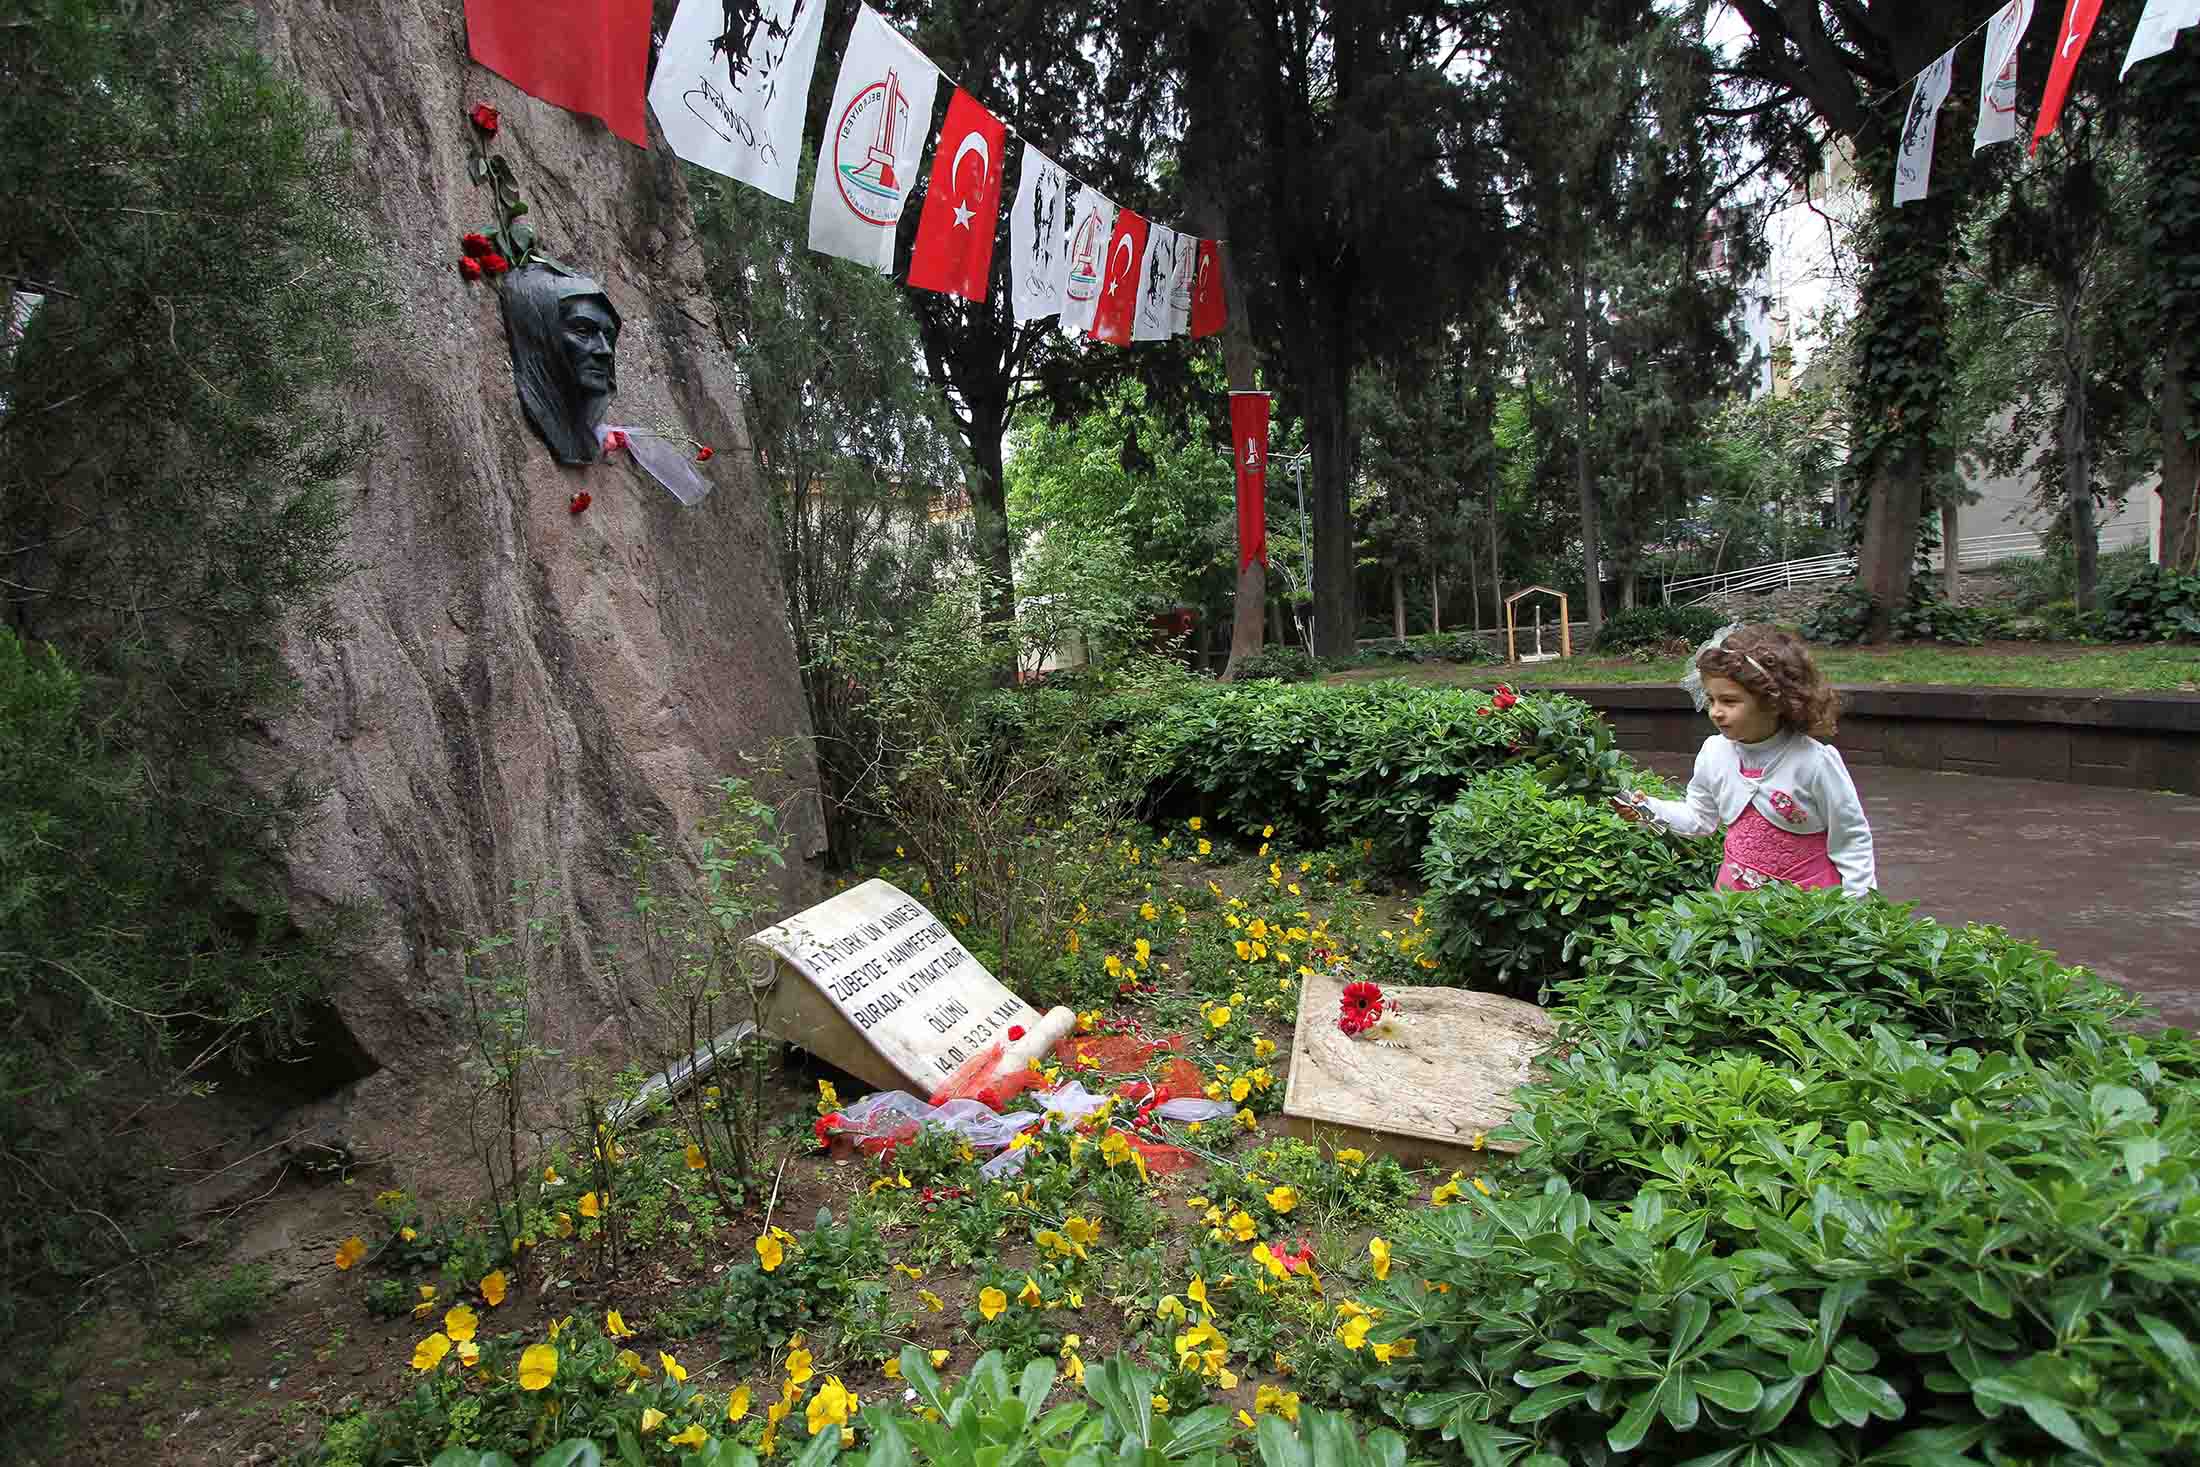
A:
1494;684;1518;711
461;233;496;258
1339;981;1385;1036
695;445;714;462
481;252;510;276
1006;1025;1025;1041
458;256;483;280
470;102;500;136
568;492;591;515
812;1112;841;1147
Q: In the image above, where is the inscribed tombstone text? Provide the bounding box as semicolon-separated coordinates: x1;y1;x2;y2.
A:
748;879;1072;1093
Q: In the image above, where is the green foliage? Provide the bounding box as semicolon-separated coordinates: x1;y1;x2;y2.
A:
1592;605;1730;654
1229;644;1319;683
1887;592;1993;646
681;1207;896;1366
1352;884;2200;1464
1798;583;1877;645
2094;563;2200;642
167;1262;275;1350
1112;679;1625;869
1335;632;1497;667
1420;768;1720;998
0;1;381;1427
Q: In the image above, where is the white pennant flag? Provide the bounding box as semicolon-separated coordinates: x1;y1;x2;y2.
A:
807;5;940;273
1059;184;1116;338
1132;225;1179;342
1167;232;1197;336
2124;0;2200;77
1975;0;2035;150
1007;143;1071;324
649;0;825;200
1894;47;1956;207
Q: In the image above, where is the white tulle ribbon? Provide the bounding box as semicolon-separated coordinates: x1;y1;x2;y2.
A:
597;425;713;506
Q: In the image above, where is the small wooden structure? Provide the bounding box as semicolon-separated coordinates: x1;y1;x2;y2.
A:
1504;586;1572;664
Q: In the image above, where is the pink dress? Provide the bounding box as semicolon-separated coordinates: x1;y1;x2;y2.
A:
1716;759;1841;892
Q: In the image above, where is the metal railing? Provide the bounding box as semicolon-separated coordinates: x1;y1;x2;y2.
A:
1662;524;2150;607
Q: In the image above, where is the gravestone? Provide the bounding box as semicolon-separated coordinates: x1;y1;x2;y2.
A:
748;879;1076;1096
1281;972;1556;1170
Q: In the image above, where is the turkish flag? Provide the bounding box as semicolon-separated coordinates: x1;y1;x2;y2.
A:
1087;207;1149;346
908;89;1008;302
464;0;651;148
2032;0;2103;154
1191;239;1228;338
1231;392;1270;569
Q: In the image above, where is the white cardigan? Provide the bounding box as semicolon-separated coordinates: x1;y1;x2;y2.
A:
1638;730;1877;895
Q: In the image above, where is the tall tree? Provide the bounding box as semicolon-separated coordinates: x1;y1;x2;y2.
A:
2129;37;2200;571
1167;0;1499;656
1725;2;1991;637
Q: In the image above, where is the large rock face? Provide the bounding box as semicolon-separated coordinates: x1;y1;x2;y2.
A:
250;0;823;1161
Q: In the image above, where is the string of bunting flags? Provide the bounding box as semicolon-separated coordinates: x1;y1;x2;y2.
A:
1889;0;2197;208
467;0;1225;343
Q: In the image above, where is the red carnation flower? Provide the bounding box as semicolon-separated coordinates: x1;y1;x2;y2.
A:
812;1112;841;1148
461;232;496;258
1494;684;1518;710
481;252;510;276
695;445;714;462
1339;980;1385;1036
458;256;483;280
1007;1025;1025;1041
602;429;629;455
568;492;591;515
470;102;500;135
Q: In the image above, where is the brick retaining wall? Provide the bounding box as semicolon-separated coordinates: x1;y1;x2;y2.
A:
1550;684;2200;796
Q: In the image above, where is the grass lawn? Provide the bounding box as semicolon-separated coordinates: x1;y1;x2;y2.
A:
1332;640;2200;694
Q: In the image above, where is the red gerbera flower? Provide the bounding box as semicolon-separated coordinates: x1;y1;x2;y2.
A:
602;428;629;455
458;256;483;280
461;232;496;258
1494;684;1518;710
1339;981;1385;1036
568;492;591;515
812;1112;841;1148
695;445;714;462
481;252;510;276
1007;1024;1025;1041
470;102;500;135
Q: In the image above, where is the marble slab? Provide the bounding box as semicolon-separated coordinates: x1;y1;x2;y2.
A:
1281;972;1556;1170
747;879;1074;1095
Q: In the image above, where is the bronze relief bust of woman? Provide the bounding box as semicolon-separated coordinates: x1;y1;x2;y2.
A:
500;264;621;464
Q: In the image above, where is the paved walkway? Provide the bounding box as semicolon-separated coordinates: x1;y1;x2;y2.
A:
1642;756;2200;1031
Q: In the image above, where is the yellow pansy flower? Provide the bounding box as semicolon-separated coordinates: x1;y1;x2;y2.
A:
641;1407;666;1434
727;1386;752;1421
410;1332;452;1371
1369;1237;1391;1280
979;1287;1007;1320
1266;1184;1299;1214
517;1343;558;1390
667;1424;708;1448
444;1305;479;1344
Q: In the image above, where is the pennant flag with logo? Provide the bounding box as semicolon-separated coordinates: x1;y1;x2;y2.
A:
1894;47;1956;206
1132;225;1180;342
2125;0;2200;77
1008;144;1071;323
1230;393;1270;570
808;4;941;272
1191;240;1228;338
2032;0;2103;154
1167;234;1197;335
908;89;1008;301
1088;207;1149;346
648;0;825;199
1060;185;1116;338
1975;0;2034;150
464;0;652;147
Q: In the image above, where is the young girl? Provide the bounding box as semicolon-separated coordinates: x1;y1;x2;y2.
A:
1615;624;1876;895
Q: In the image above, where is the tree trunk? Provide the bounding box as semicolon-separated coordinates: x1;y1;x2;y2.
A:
1391;567;1406;639
1940;501;1959;602
1303;359;1357;657
1571;261;1604;633
1431;574;1442;635
2062;287;2098;610
2160;331;2199;572
966;399;1016;626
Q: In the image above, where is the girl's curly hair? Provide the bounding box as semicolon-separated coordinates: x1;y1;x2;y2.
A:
1696;624;1840;738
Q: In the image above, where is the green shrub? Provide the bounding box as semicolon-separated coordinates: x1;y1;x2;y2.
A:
1349;884;2200;1465
1419;767;1720;998
1106;679;1629;867
1592;604;1730;653
669;1206;896;1365
2095;563;2200;642
1334;631;1497;666
1231;643;1320;682
1890;591;1993;645
1799;581;1875;643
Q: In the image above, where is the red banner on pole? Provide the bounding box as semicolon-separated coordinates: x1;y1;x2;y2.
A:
908;89;1007;302
1230;392;1270;569
1088;208;1149;346
2032;0;2104;154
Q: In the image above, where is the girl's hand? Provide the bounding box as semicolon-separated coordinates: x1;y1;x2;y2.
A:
1611;793;1646;823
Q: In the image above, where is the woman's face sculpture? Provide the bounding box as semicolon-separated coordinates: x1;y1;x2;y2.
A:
501;265;623;465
